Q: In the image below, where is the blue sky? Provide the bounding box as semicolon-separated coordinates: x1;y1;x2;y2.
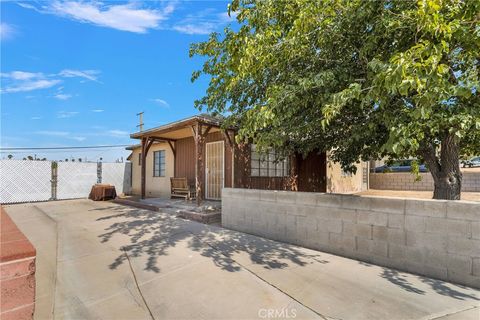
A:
1;0;232;161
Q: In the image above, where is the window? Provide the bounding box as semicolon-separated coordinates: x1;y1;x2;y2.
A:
138;153;142;166
250;145;290;177
153;150;166;177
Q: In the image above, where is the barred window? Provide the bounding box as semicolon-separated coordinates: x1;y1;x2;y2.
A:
153;150;166;177
250;145;289;177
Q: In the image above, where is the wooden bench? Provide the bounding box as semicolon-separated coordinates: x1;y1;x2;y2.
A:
170;177;196;200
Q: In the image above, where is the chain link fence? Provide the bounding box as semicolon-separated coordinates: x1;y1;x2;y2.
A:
0;160;132;204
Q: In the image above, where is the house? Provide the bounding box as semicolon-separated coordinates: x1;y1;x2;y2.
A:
127;114;368;201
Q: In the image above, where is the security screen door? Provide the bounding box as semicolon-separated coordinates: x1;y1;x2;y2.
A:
205;141;224;200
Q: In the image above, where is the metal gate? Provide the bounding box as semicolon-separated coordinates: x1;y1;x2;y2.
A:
205;141;224;200
56;162;98;200
0;160;52;204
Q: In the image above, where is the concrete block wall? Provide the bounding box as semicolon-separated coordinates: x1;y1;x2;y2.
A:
369;172;480;192
222;188;480;288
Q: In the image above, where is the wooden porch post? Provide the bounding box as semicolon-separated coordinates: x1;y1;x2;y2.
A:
141;137;154;199
192;123;203;206
191;123;212;206
141;138;147;199
222;129;235;188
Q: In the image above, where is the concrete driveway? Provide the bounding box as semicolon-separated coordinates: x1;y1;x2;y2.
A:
5;200;480;320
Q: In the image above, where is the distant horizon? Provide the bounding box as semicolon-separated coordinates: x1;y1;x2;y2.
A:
1;1;233;161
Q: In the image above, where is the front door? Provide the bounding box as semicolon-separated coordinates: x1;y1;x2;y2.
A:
205;141;224;200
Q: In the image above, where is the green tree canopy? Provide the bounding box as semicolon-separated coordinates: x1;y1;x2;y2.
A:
191;0;480;199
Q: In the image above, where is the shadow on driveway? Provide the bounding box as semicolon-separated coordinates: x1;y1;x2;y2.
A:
95;205;326;273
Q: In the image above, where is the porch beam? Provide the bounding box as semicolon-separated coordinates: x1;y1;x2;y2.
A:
145;137;154;154
201;125;212;137
222;129;234;149
167;140;176;156
148;136;177;142
167;140;176;176
190;124;197;138
140;137;155;199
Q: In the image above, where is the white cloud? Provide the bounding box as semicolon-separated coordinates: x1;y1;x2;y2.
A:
0;23;16;41
23;1;175;33
54;93;72;100
33;130;85;142
2;79;61;93
59;69;100;82
172;23;216;35
17;3;37;10
35;130;70;136
1;68;101;94
107;130;129;137
57;111;79;119
19;1;234;36
91;109;104;113
31;116;42;120
1;71;42;80
151;98;169;107
173;10;236;35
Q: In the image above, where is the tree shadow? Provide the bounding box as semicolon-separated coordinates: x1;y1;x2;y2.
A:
95;205;478;302
95;206;327;274
381;269;426;294
380;268;479;301
420;277;479;301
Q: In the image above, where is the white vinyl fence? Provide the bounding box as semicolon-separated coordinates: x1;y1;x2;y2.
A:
101;162;132;195
0;160;132;204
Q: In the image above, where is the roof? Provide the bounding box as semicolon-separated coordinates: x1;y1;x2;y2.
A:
126;144;141;151
130;113;225;139
125;140;166;151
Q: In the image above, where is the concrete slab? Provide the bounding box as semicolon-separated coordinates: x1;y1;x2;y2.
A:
5;200;480;320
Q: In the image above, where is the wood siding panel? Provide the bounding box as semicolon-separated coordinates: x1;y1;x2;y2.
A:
175;137;195;185
175;131;233;195
234;144;326;192
298;152;327;192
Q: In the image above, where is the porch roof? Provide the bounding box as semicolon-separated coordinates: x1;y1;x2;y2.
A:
130;114;227;140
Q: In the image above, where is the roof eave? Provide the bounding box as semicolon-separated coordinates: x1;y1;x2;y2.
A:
129;115;225;139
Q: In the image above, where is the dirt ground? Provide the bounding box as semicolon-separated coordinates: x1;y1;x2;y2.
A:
462;167;480;173
357;189;480;202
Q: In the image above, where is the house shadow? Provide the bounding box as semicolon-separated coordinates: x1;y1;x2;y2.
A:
95;205;327;274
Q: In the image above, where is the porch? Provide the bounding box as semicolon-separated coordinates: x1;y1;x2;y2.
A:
113;195;222;225
130;114;235;205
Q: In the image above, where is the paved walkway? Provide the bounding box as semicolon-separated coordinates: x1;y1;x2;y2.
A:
5;200;480;320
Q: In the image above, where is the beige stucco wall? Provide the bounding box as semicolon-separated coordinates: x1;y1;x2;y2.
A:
326;156;367;194
130;142;174;198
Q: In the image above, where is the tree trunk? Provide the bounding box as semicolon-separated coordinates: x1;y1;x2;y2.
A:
419;133;462;200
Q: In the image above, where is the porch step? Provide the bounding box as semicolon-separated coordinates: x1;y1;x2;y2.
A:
112;198;160;212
